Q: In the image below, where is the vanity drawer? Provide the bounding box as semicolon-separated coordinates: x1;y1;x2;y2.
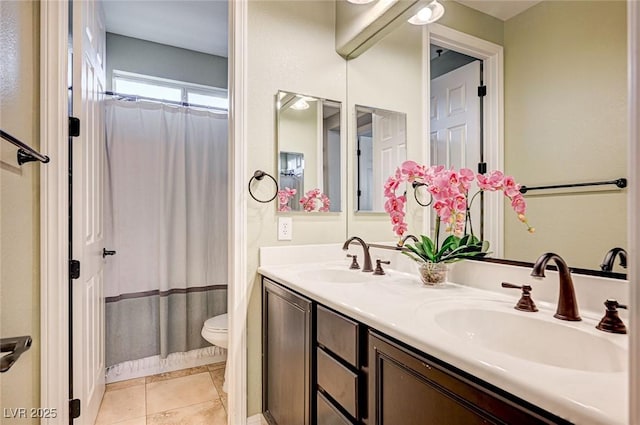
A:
317;305;359;367
317;347;359;418
317;391;354;425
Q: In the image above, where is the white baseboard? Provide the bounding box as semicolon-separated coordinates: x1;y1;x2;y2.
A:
247;414;267;425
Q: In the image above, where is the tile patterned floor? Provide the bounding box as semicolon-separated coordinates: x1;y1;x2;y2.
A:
96;363;227;425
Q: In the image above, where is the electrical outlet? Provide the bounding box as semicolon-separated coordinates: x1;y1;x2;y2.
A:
278;217;293;241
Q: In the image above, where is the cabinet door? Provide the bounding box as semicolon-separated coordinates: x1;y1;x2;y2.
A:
369;332;566;425
263;279;312;425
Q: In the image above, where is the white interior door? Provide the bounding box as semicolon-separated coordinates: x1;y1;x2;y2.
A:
430;60;481;235
372;110;407;211
72;0;107;423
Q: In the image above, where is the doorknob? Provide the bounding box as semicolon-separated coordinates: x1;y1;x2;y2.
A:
103;248;116;258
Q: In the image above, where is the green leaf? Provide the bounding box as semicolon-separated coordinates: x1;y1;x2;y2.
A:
481;240;490;252
405;244;434;262
409;242;426;257
437;235;492;262
460;233;480;246
402;251;425;263
441;234;460;250
435;235;461;261
420;235;436;256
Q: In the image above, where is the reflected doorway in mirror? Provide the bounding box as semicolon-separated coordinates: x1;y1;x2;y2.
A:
355;105;407;212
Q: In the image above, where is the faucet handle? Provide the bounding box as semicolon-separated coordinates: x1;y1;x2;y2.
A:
596;299;627;334
373;259;391;276
347;254;360;270
501;282;538;312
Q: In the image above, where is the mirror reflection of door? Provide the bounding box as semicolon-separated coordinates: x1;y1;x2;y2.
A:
323;102;342;211
430;45;482;237
356;106;407;212
357;109;373;210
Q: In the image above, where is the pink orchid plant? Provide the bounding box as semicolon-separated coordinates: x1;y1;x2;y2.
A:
299;188;331;212
277;187;297;212
385;161;534;264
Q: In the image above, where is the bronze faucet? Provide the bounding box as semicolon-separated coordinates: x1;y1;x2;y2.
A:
600;247;627;272
396;234;419;248
531;252;581;321
343;236;373;272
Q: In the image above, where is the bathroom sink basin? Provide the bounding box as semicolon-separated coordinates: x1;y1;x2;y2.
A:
303;268;373;283
434;308;626;373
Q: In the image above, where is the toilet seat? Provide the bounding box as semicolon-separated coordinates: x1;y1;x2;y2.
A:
201;313;229;392
204;313;228;332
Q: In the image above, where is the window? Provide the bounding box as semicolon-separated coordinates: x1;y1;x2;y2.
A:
112;70;228;110
187;91;228;109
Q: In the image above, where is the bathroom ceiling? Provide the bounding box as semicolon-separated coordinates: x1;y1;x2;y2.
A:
100;0;536;60
102;0;228;58
454;0;542;21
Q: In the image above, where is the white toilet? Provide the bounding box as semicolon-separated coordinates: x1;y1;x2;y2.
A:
201;313;228;392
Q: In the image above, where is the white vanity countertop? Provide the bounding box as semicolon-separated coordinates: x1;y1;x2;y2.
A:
258;260;628;425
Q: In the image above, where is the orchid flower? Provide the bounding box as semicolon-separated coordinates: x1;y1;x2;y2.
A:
299;188;331;212
277;187;297;212
383;161;534;238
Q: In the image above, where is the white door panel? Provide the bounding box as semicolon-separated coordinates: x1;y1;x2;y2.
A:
431;61;481;170
431;60;481;235
372;110;406;210
72;1;106;423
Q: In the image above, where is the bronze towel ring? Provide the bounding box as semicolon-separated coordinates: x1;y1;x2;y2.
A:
248;170;278;203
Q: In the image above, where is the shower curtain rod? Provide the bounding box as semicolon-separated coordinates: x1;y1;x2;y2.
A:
104;91;228;113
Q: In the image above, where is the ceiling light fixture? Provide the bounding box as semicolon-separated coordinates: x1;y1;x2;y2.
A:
347;0;376;4
408;0;445;25
291;99;310;110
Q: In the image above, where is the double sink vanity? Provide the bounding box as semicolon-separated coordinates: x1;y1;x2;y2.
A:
259;243;629;425
255;1;631;423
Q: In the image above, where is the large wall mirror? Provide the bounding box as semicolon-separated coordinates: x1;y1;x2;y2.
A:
345;20;424;238
355;106;407;212
276;90;342;213
345;0;628;274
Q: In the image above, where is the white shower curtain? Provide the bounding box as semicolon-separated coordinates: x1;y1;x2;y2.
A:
104;99;228;367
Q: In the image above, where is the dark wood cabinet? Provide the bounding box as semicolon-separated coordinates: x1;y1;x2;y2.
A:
315;305;367;425
368;331;572;425
317;391;353;425
262;277;572;425
317;304;361;366
262;279;312;425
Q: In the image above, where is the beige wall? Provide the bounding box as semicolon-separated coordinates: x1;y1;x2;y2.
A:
246;0;347;414
439;0;504;46
0;1;41;421
503;1;627;269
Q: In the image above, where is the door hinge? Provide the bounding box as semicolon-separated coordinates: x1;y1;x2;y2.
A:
69;260;80;280
69;398;81;419
477;85;487;97
357;149;361;156
69;117;80;138
357;189;362;196
477;162;487;174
